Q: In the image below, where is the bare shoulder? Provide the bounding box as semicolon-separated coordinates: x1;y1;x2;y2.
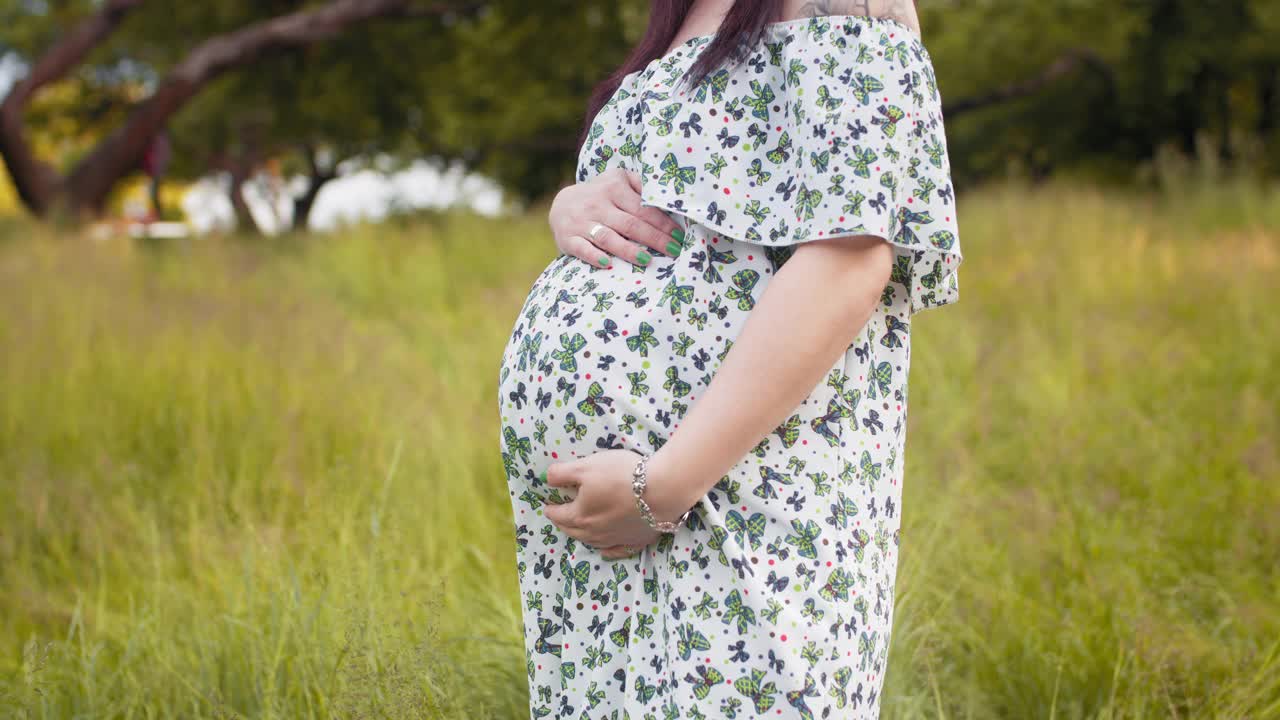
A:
785;0;921;37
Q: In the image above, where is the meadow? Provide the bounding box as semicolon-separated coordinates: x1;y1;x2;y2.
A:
0;174;1277;719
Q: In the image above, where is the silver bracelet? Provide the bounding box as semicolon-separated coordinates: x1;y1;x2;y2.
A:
631;452;693;533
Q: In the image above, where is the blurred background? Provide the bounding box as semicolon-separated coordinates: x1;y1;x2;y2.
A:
0;0;1277;718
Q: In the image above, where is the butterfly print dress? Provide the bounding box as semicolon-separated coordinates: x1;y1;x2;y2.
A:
497;14;962;719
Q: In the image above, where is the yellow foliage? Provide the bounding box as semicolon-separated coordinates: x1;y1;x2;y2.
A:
0;172;19;216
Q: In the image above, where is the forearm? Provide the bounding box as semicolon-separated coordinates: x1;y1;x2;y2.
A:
645;235;894;519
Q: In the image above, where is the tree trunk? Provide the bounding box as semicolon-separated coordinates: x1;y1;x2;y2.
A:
1258;62;1277;136
62;0;419;214
0;0;144;215
149;178;163;220
229;168;261;236
291;146;338;232
0;0;482;220
291;177;334;232
1216;69;1232;164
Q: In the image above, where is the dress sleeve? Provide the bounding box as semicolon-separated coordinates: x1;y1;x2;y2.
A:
636;17;963;316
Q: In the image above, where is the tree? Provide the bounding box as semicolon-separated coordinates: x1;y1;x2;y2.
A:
0;0;481;221
159;8;469;232
423;0;650;204
919;0;1280;183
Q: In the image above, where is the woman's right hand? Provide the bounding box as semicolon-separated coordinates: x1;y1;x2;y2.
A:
548;167;687;268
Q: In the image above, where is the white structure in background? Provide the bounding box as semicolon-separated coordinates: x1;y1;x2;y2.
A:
182;157;505;235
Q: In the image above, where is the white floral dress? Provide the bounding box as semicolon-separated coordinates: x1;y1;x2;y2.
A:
497;14;962;719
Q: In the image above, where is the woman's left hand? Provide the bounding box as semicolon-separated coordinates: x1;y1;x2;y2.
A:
543;449;664;555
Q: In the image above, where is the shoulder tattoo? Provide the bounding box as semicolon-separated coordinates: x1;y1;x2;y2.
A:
796;0;914;25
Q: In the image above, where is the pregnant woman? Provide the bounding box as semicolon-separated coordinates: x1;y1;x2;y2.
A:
497;0;962;717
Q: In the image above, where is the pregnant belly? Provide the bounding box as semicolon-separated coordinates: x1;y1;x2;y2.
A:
496;239;842;504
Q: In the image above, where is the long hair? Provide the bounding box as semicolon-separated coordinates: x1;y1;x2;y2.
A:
574;0;785;154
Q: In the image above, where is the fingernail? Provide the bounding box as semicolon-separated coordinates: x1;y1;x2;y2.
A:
636;250;651;266
670;228;685;242
539;469;547;484
597;255;610;267
666;240;682;257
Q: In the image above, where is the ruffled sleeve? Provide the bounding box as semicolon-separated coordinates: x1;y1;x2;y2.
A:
635;16;963;316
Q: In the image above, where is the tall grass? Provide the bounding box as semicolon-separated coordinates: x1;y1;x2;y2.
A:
0;178;1277;718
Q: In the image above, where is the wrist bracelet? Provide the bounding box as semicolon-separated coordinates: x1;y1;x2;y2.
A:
631;452;693;533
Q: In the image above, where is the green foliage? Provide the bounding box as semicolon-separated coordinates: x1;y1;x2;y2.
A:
159;6;466;183
4;0;1278;208
0;1;477;225
1;176;1278;717
425;0;650;202
921;0;1280;184
448;0;1280;197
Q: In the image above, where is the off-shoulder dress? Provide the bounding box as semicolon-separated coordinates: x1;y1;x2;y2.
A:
497;14;963;719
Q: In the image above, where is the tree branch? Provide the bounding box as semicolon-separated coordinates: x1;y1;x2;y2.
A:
943;48;1113;118
7;0;145;106
0;0;145;213
64;0;483;213
392;2;486;19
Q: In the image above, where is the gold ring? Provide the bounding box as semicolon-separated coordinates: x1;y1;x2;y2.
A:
588;222;608;242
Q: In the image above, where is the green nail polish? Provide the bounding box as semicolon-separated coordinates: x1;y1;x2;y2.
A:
671;228;685;242
539;470;547;484
598;255;610;267
666;240;682;257
636;250;651;266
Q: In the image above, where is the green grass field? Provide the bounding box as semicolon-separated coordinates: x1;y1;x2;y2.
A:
1;177;1277;719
